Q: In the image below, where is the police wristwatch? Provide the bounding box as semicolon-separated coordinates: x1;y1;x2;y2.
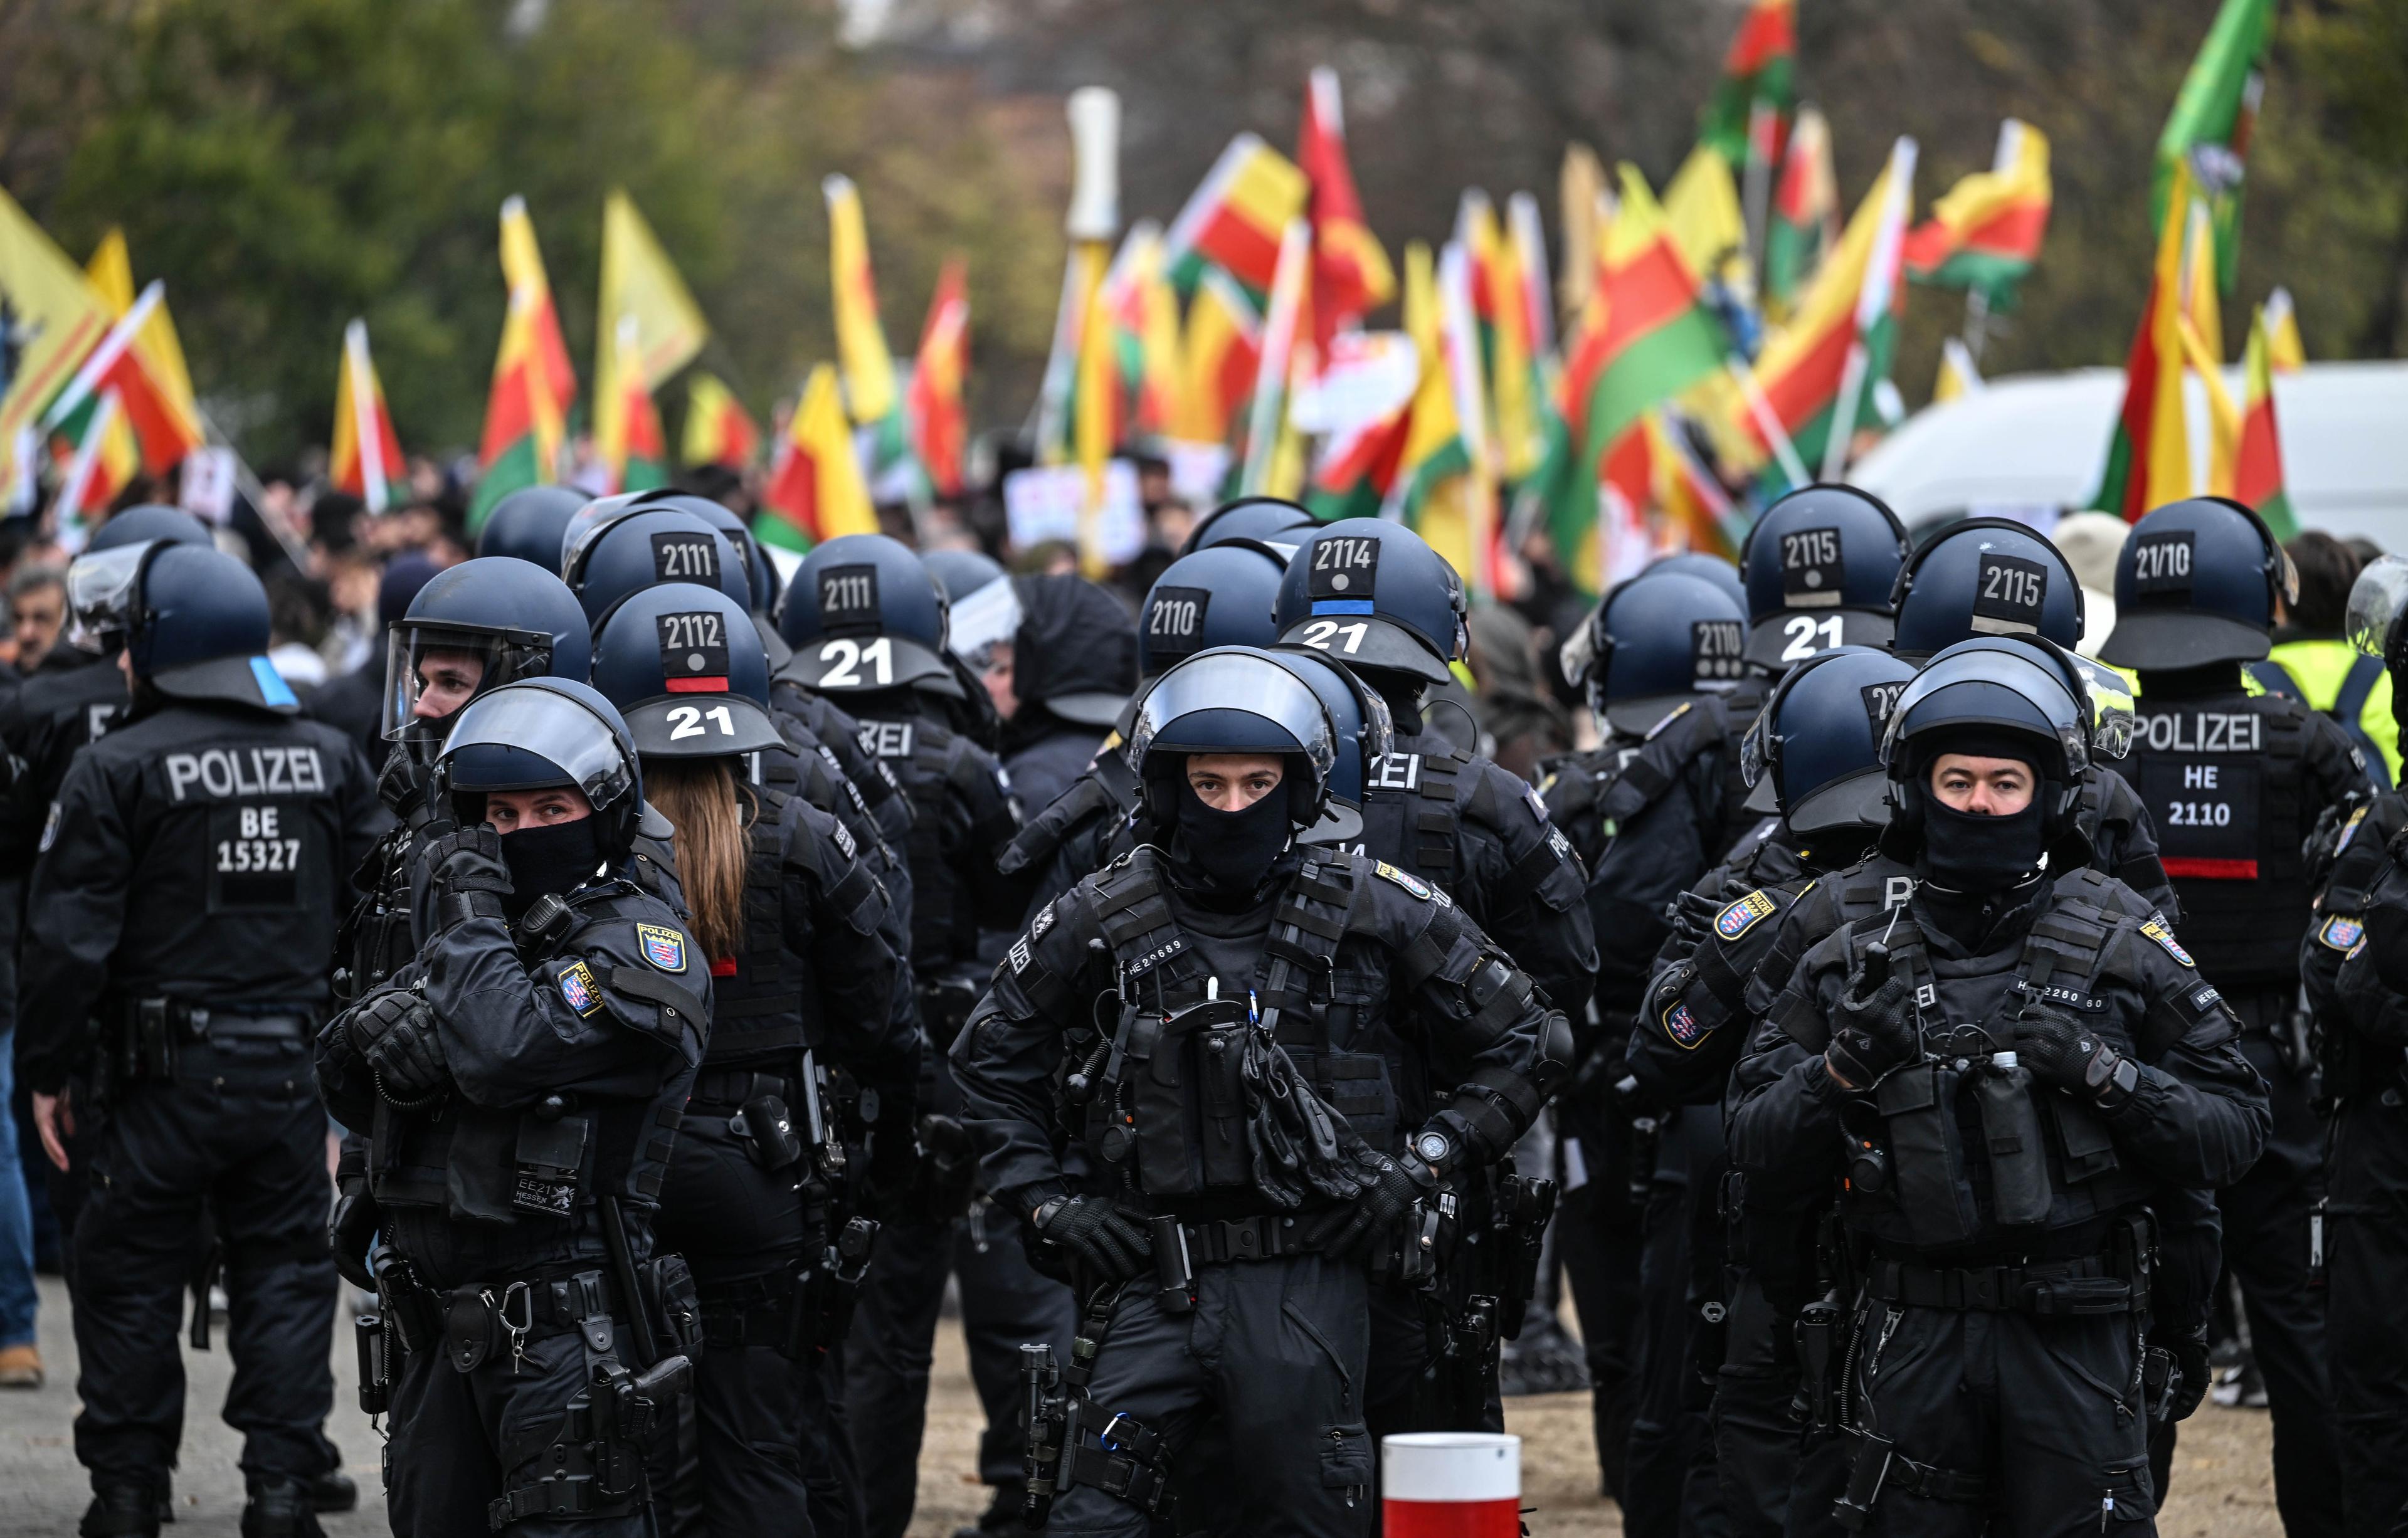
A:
1032;1196;1068;1230
1410;1127;1457;1184
2085;1046;2140;1110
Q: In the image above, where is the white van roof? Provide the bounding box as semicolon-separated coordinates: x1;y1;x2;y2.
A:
1849;360;2408;545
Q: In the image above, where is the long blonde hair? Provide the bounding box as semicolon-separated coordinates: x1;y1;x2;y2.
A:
643;757;750;962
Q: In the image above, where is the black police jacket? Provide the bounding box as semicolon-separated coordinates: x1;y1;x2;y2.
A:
0;647;129;868
2301;789;2408;1102
19;698;384;1095
951;845;1565;1221
2106;682;2368;992
1728;868;2268;1260
315;873;707;1287
1002;722;1107;826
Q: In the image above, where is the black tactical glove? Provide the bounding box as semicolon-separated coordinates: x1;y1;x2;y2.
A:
1669;887;1723;950
417;825;510;903
2013;1004;2125;1099
329;1174;378;1292
376;745;434;823
1309;1154;1428;1263
2166;1324;2210;1423
344;989;446;1107
1824;955;1917;1092
1037;1196;1154;1282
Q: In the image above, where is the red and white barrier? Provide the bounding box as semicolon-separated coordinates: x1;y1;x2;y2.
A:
1381;1431;1521;1538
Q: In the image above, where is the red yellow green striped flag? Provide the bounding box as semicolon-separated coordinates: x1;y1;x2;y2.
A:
2089;161;2195;520
761;364;877;552
825;176;899;425
600;317;669;494
1297;68;1395;352
1175;269;1262;447
907;256;970;498
470;197;578;528
1699;0;1797;167
2235;301;2294;538
331;320;406;512
1163;134;1308;296
680;372;759;471
1903;120;2052;304
1765;107;1837;322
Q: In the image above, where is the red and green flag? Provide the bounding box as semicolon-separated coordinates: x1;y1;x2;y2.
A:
1297;67;1395;354
2235;300;2294;538
330;320;406;512
1699;0;1797;167
469;198;578;527
601;317;670;494
1764;106;1837;320
761;364;878;552
680;373;759;471
1163;134;1308;297
1904;120;2052;305
907;256;971;498
2088;160;2196;520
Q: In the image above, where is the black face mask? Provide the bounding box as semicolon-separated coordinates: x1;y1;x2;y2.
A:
499;816;603;921
1921;795;2046;893
1174;777;1295;897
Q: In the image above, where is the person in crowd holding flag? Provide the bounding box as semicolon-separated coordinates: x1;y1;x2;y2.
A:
2096;497;2360;1537
21;541;384;1538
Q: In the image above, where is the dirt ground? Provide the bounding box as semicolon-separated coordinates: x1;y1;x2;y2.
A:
904;1320;2286;1538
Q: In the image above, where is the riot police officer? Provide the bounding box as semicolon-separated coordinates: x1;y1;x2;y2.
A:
1890;516;2177;917
1627;646;1916;1536
1001;537;1292;919
477;485;588;569
2313;553;2408;1534
589;582;916;1537
315;678;707;1536
2097;497;2362;1534
19;543;384;1538
1728;636;2269;1536
951;645;1567;1537
778;534;1055;1538
1739;485;1912;673
1178;493;1319;559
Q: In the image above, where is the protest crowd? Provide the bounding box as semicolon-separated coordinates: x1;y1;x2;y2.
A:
4;1;2407;1535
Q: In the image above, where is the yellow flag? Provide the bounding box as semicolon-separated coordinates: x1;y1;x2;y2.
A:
823;176;898;424
0;188;119;492
1664;144;1750;296
2262;286;2305;373
83;228;199;436
595;191;708;472
763;363;875;547
87;229;134;314
2142;167;2196;508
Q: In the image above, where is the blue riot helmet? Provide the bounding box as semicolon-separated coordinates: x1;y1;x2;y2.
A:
437;677;647;864
1127;645;1339;833
927;549;1019;668
381;557;593;743
557;492;647;572
2348;554;2408;680
1270;645;1396;846
1931;633;2135;767
2098;497;2298;670
111;543;294;712
562;507;750;628
1889;517;2084;659
1645;550;1747;614
475;486;586;568
1573;570;1750;737
1738;484;1911;669
1880;635;2095;841
1139;540;1288;679
777;533;956;695
1183;496;1319;561
1738;646;1919;833
589;584;786;759
1274;519;1467;687
88;503;212;554
924;548;1008;603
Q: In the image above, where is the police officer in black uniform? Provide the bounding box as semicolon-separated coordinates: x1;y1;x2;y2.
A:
778;533;1057;1538
2311;553;2408;1535
1271;519;1595;1443
19;543;383;1538
951;644;1567;1537
1729;637;2269;1535
1179;494;1319;559
1889;517;2177;918
316;678;708;1535
1625;647;1916;1537
2096;497;2362;1534
589;582;916;1537
1001;537;1292;920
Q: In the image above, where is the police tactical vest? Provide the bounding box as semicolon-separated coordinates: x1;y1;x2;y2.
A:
2119;692;2309;986
1359;731;1472;881
857;703;992;966
700;786;826;1067
370;883;692;1228
1832;868;2158;1255
1073;849;1404;1206
1539;740;1637;868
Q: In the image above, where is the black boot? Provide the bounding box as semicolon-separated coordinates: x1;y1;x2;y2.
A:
80;1480;161;1538
240;1480;326;1538
309;1468;357;1514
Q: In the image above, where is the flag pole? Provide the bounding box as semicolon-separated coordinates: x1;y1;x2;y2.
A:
1241;220;1312;497
1727;352;1812;489
1960;286;1992;366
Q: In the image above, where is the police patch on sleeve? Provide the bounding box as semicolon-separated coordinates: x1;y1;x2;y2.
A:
2319;914;2366;952
37;801;59;855
2336;805;2369;856
1008;934;1033;974
558;960;604;1016
2140;917;2195;968
830;819;857;861
635;923;688;973
1030;900;1057;942
1660;998;1711;1050
1374;861;1435;901
1714;890;1777;941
